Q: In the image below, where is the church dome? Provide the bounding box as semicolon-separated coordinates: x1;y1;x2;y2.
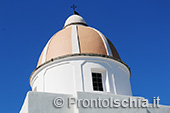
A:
37;14;121;67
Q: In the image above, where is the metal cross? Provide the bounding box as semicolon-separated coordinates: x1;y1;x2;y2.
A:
71;4;77;11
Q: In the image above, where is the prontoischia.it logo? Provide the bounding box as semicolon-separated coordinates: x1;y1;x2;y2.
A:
53;96;160;108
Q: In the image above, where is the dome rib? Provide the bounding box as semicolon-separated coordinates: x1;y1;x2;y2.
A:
46;27;72;62
88;27;113;56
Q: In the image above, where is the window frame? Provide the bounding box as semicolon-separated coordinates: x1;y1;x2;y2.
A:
91;69;106;92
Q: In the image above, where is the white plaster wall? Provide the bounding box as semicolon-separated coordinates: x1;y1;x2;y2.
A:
44;63;75;94
82;61;109;92
31;69;45;92
81;58;132;96
70;60;85;92
113;66;132;95
20;91;170;113
20;92;28;113
30;56;132;96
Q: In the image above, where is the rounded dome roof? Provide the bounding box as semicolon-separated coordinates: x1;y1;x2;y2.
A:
64;14;87;28
37;14;121;67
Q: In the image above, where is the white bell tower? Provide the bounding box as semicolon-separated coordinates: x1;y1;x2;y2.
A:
20;11;170;113
29;13;132;96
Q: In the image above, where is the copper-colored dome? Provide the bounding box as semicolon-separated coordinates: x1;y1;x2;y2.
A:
37;15;121;67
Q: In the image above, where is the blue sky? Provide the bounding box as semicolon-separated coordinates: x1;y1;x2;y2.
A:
0;0;170;112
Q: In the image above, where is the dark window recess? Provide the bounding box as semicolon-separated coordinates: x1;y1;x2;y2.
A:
92;73;103;91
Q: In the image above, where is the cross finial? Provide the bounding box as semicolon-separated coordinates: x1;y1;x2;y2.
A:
71;4;77;11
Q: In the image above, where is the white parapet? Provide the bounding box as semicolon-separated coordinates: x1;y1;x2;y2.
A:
20;91;170;113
